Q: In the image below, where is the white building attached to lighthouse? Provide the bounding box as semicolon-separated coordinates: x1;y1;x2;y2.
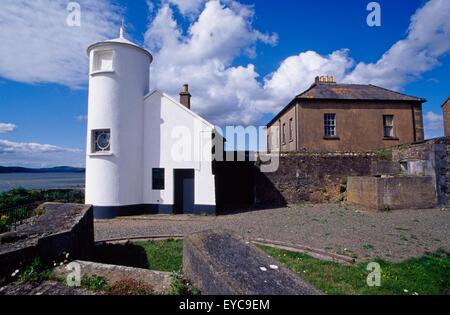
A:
85;27;217;219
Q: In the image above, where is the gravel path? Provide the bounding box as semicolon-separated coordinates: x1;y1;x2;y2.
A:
95;204;450;262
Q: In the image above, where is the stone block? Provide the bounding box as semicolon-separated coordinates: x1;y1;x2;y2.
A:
0;203;94;282
183;230;322;295
347;176;437;210
53;260;172;294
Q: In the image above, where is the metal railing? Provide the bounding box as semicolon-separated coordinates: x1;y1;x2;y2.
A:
0;204;37;232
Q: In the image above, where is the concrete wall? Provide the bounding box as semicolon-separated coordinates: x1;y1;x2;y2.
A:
346;177;379;209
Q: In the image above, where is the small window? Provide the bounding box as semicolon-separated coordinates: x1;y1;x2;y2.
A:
289;118;294;141
93;50;113;73
92;129;111;153
324;114;336;137
152;168;165;190
282;123;286;144
383;115;394;138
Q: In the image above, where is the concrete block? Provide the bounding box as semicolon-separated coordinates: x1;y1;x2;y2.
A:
347;176;437;210
0;203;94;282
183;230;322;295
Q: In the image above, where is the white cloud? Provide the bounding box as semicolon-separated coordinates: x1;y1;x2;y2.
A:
146;0;450;126
166;0;206;16
0;0;121;88
1;0;448;131
423;111;444;138
0;140;80;154
145;0;279;125
261;50;354;113
0;140;84;167
0;123;17;133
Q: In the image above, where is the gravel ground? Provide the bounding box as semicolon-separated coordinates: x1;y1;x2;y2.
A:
95;203;450;262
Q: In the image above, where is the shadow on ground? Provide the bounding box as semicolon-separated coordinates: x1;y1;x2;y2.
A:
91;243;149;269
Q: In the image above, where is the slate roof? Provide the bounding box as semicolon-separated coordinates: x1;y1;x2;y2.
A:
267;82;426;127
297;83;425;102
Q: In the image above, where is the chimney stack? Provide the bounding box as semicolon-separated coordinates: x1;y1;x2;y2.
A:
315;75;335;84
180;84;191;109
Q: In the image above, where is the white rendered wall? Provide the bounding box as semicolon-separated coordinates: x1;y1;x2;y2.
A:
85;43;151;207
143;92;216;207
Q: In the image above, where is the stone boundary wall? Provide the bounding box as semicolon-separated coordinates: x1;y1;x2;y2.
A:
255;153;385;205
0;203;94;282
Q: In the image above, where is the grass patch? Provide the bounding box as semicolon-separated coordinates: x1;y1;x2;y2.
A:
260;246;450;295
15;259;53;283
168;272;201;295
133;239;183;273
80;275;155;295
81;274;109;291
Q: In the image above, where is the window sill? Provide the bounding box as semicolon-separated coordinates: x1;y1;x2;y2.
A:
90;70;115;76
89;152;113;157
323;136;340;140
383;137;399;141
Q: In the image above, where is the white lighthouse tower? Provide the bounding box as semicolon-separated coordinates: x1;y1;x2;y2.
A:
85;25;153;219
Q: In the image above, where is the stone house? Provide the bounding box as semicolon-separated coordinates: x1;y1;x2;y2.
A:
267;76;426;153
441;96;450;136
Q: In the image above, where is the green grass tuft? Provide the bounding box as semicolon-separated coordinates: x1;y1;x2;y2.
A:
133;239;183;273
260;245;450;295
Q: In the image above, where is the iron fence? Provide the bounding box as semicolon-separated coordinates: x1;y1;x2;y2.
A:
0;204;37;232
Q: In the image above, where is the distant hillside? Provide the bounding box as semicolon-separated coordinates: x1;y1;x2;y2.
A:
0;166;85;174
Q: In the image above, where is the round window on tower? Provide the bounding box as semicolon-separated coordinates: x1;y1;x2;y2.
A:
92;129;111;153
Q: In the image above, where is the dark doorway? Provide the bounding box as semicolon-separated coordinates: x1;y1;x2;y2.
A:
174;169;195;214
213;151;256;213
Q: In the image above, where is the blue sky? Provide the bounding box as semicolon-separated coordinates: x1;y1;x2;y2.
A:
0;0;449;167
